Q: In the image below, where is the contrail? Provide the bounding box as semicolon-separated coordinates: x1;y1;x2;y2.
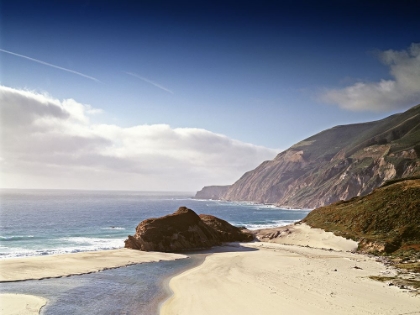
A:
125;72;173;94
0;48;100;82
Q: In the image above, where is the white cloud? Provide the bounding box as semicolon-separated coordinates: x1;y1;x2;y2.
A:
320;43;420;111
0;86;277;191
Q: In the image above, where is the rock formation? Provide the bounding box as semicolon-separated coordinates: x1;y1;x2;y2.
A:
198;214;253;242
196;104;420;208
195;185;230;200
125;207;253;252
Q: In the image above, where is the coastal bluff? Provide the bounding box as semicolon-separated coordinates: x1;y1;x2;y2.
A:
194;185;230;200
125;207;253;252
195;104;420;208
304;178;420;258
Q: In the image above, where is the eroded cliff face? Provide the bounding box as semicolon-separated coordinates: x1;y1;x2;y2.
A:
197;104;420;209
195;185;230;200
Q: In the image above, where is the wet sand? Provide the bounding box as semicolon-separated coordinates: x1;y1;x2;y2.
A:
0;248;187;315
0;248;187;282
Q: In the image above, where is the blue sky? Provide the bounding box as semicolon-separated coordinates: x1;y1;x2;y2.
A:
1;0;419;191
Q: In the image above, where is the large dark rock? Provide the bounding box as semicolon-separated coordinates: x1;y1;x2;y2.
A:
198;214;253;242
124;207;253;252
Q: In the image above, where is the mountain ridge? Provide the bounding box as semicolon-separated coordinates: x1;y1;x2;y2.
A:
195;104;420;208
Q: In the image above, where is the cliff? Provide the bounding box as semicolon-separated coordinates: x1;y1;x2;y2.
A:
195;185;230;200
198;104;420;208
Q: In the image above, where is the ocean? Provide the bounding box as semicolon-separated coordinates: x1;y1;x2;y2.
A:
0;189;310;259
0;189;310;314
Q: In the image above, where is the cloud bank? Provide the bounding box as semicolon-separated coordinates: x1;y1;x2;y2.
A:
320;43;420;111
0;86;277;191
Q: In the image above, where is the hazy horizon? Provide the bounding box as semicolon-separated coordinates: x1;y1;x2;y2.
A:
0;187;196;193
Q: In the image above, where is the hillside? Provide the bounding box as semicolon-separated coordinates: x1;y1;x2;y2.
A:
196;104;420;208
303;178;420;259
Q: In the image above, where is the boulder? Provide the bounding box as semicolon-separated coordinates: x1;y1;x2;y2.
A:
199;214;254;242
124;207;253;252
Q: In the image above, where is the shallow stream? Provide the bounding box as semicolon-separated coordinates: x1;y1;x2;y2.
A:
0;256;202;315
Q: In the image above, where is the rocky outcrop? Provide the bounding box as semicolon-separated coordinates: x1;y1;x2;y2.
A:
125;207;253;252
194;185;231;200
199;214;252;242
197;104;420;208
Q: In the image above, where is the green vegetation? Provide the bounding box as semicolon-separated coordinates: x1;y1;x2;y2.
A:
368;276;420;290
397;262;420;273
381;176;420;188
298;104;420;163
303;179;420;259
304;178;420;291
369;276;395;282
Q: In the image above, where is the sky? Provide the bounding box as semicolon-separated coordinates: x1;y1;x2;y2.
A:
0;0;419;191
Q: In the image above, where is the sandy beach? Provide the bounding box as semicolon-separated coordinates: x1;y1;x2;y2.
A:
0;248;187;282
254;222;359;251
161;224;420;315
0;294;47;315
2;226;419;315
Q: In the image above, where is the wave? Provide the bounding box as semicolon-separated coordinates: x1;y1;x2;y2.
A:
61;236;124;245
202;200;288;210
235;220;298;230
0;235;36;241
194;199;312;211
101;227;126;230
0;237;125;259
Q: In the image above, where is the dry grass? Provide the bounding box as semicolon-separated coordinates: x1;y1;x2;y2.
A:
303;179;420;261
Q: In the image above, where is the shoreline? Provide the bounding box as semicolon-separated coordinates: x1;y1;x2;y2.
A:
0;248;187;283
0;248;189;315
2;224;419;315
191;197;312;211
157;252;208;314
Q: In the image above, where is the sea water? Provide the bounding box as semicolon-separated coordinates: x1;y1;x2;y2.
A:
0;189;310;259
0;189;310;314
